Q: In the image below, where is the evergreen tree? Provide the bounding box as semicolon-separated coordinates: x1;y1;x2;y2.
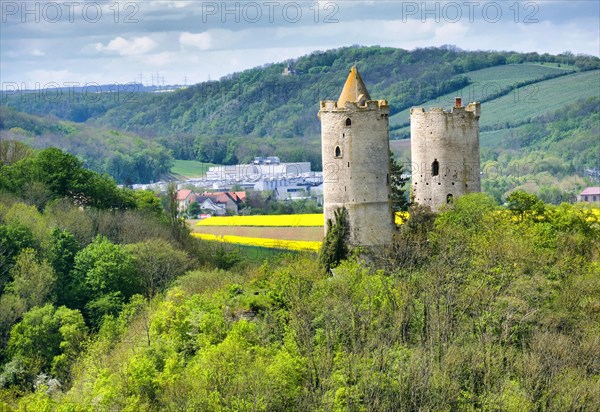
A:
319;207;349;274
389;150;409;213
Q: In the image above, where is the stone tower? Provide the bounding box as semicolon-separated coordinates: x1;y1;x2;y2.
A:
410;97;481;211
318;67;395;246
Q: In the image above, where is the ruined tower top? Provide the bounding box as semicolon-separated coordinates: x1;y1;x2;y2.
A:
337;66;371;107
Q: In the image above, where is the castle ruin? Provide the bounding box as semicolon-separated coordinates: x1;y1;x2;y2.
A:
410;98;481;211
319;68;481;245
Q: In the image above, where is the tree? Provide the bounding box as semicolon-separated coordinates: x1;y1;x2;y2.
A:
389;150;409;213
71;236;140;323
506;190;545;221
319;207;349;274
187;201;201;218
33;148;85;199
7;304;86;385
165;182;190;245
0;140;33;166
126;239;190;298
48;228;80;307
6;248;55;310
0;221;36;293
133;190;164;218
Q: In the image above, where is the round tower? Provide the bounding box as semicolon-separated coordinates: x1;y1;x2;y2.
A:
410;97;481;211
318;67;395;246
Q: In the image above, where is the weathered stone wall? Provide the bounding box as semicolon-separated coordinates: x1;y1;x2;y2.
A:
409;102;481;211
319;100;395;246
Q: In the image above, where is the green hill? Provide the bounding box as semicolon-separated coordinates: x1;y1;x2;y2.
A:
1;184;599;410
170;159;216;179
480;96;599;202
1;46;598;192
3;47;597;148
480;70;600;129
389;63;577;131
0;106;173;184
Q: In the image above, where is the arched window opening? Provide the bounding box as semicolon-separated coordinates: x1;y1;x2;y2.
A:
335;146;342;158
345;118;352;126
432;159;439;176
446;194;454;204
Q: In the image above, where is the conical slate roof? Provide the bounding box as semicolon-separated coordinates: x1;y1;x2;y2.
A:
337;66;371;106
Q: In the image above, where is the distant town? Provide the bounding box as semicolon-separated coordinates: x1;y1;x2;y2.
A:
129;156;324;216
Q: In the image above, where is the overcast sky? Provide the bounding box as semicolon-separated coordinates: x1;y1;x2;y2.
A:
1;1;598;87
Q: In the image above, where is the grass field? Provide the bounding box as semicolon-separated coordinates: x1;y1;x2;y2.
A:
389;69;599;139
390;63;574;128
170;159;216;179
480;128;517;149
478;70;600;129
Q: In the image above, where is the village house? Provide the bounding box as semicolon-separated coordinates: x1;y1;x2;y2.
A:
578;187;600;204
176;189;197;212
194;196;227;216
202;191;246;215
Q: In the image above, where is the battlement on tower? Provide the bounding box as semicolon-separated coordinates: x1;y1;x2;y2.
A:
319;99;389;113
410;101;481;119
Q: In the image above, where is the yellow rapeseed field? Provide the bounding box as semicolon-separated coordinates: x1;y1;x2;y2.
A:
192;233;321;252
196;214;323;227
196;212;410;227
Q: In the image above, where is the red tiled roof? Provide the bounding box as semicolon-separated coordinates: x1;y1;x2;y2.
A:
580;187;600;196
176;190;194;201
203;191;244;204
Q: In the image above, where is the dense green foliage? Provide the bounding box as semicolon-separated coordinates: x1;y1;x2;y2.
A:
2;191;598;410
1;147;598;409
0;144;234;372
0;143;137;210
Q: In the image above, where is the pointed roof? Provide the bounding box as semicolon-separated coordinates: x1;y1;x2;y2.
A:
337;66;371;107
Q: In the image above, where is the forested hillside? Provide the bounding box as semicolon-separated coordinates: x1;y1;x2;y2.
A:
0;107;173;184
1;46;598;198
1;145;598;410
480;97;599;202
3;47;598;159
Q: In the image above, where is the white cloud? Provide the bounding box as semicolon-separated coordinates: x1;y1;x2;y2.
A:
27;69;73;85
95;36;157;56
150;1;195;9
1;2;598;85
179;32;213;50
142;52;178;66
